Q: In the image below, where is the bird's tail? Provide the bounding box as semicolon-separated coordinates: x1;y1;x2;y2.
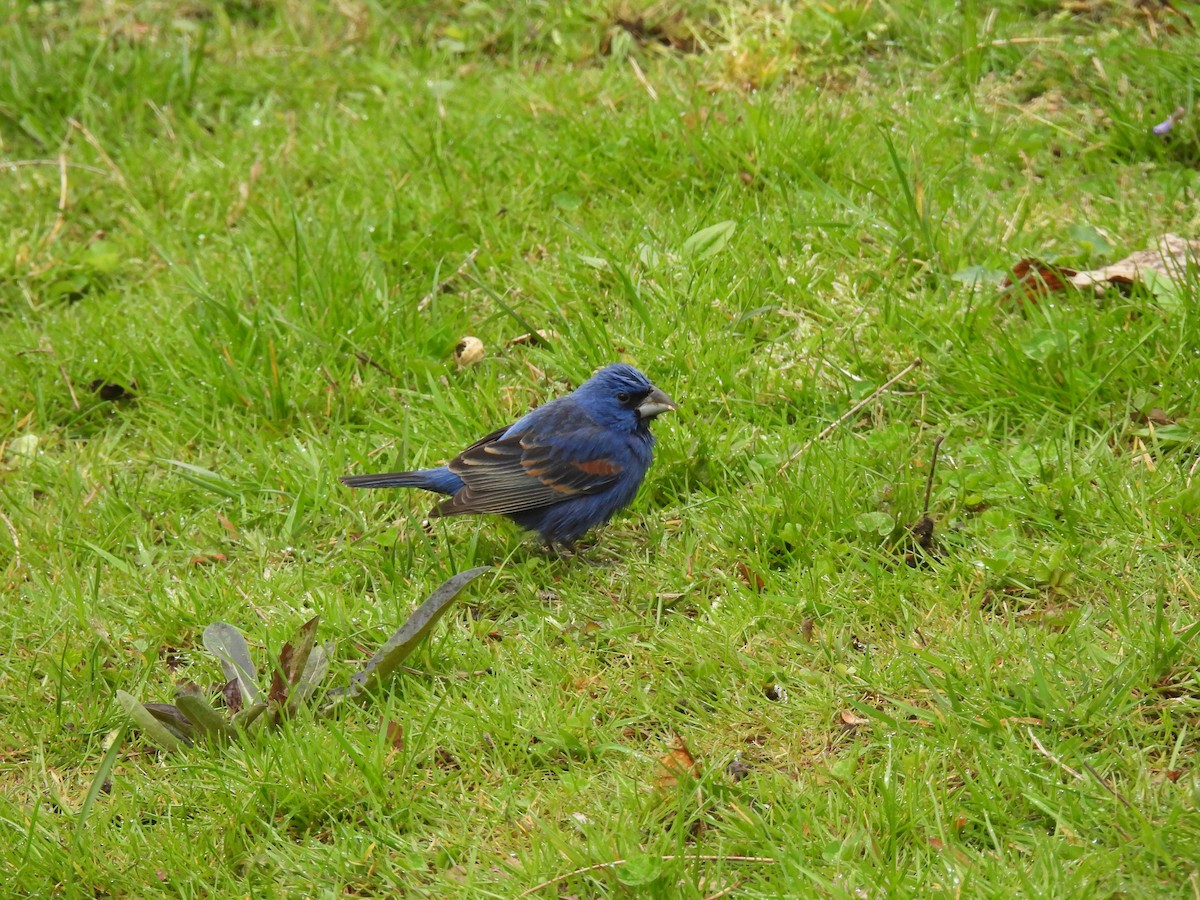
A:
340;466;462;495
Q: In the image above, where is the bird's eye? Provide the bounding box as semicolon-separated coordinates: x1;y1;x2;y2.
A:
616;391;631;404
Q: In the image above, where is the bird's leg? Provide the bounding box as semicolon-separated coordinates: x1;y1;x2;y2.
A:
542;540;577;562
560;539;614;567
536;539;595;565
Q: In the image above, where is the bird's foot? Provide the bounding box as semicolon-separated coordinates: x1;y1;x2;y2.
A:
544;540;612;567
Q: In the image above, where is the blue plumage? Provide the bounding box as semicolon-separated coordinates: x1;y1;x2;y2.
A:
341;364;676;548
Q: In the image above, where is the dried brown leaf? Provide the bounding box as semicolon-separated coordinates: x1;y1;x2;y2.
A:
506;329;556;348
1071;233;1200;291
839;709;870;728
220;677;243;713
1000;258;1078;303
737;561;764;591
656;734;699;789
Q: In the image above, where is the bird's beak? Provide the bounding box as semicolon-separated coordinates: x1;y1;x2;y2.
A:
636;385;677;420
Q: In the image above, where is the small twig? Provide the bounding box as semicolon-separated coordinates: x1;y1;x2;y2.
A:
354;351;397;380
398;664;493;679
702;879;745;900
1080;760;1144;820
0;159;109;177
778;358;922;474
1185;451;1200;488
516;855;777;898
629;56;658;101
0;510;20;574
1027;728;1083;781
366;437;399;460
936;36;1064;71
68;118;129;189
923;434;945;516
417;248;479;312
58;364;80;411
44;152;69;246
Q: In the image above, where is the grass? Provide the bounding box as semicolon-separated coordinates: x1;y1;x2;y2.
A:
2;0;1199;896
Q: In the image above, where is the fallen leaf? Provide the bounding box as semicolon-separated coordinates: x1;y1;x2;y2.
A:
656;734;699;789
216;513;240;540
1071;233;1200;293
385;719;404;751
839;709;870;728
1000;258;1079;303
505;329;556;347
220;678;243;713
190;553;227;565
1133;407;1175;426
737;561;765;591
682;220;736;259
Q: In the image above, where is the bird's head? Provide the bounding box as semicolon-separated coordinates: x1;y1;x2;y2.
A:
574;364;676;431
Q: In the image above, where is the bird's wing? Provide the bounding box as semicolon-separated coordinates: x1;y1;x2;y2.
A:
438;413;624;516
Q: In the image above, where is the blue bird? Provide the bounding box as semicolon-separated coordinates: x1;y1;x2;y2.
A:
341;364;676;550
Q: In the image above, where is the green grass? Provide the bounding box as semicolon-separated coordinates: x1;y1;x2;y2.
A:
2;0;1199;896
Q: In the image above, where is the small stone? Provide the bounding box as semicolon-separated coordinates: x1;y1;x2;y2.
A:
6;433;39;467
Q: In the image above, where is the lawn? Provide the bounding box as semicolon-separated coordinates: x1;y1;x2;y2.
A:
2;1;1199;896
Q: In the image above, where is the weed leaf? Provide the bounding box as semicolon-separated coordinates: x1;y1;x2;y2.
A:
202;623;263;706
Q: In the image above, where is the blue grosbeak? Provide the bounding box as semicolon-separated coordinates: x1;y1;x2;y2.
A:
341;364;676;549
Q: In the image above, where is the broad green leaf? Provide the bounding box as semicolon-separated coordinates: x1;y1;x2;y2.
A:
77;540;133;575
855;511;894;536
84;240;123;273
327;567;491;705
142;702;197;739
267;615;320;717
1142;269;1184;311
161;458;241;498
1020;329;1065;363
116;691;190;752
74;727;125;847
203;623;263;706
682;219;736;258
174;684;235;743
616;854;662;887
292;644;330;709
231;702;269;731
635;242;662;268
1067;224;1112;258
951;265;1006;287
